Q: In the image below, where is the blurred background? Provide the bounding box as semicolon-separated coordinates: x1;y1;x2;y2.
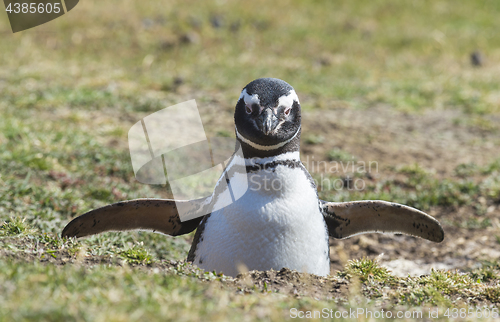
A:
1;0;500;317
3;0;500;113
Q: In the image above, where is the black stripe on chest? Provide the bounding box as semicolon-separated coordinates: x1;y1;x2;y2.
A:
245;159;302;173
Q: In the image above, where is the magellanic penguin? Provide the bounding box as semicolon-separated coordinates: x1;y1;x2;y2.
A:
62;78;444;277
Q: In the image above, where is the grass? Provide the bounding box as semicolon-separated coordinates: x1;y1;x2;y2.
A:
327;148;356;163
0;217;35;237
303;134;325;145
120;244;153;265
339;258;500;307
1;253;499;320
317;160;500;220
2;1;500;114
0;259;247;321
1;0;500;320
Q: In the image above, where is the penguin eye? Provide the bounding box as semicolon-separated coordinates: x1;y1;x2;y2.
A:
245;104;252;114
284;106;291;116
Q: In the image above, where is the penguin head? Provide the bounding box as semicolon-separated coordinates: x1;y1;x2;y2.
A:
234;78;301;150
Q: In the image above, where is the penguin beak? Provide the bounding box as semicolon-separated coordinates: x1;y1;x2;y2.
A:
258;108;279;135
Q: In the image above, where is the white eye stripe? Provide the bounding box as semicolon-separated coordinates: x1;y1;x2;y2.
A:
239;89;260;107
277;90;300;110
239;88;299;115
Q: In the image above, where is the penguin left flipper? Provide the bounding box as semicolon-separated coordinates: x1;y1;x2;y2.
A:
320;200;444;242
61;198;208;238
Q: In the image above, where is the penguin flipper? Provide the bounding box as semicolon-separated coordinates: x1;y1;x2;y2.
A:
320;200;444;242
62;198;208;238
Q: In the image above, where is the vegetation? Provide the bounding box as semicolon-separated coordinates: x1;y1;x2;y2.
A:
1;0;499;320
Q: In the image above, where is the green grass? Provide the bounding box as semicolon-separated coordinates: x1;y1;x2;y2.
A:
317;160;500;220
303;134;325;145
1;0;500;320
327;148;357;163
2;0;500;114
338;258;500;307
340;258;394;283
0;259;248;321
120;244;154;265
0;217;34;237
0;255;499;320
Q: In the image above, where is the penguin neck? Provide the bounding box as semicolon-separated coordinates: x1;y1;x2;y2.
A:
235;131;301;159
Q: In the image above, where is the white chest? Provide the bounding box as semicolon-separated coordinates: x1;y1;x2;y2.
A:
192;160;330;277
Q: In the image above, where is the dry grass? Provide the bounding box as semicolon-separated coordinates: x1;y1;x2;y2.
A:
1;0;500;320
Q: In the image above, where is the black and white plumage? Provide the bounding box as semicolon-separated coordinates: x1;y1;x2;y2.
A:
62;78;444;277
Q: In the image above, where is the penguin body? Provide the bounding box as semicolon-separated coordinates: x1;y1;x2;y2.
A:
189;152;330;276
62;78;444;277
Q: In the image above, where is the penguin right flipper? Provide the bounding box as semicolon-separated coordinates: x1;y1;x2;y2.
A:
61;198;209;238
320;200;444;242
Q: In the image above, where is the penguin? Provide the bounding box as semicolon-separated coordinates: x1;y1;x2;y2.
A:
62;78;444;277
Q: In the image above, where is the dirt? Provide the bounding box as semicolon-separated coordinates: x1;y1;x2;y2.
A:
233;268;350;300
198;103;500;277
7;103;500;299
300;106;500;277
0;241;350;301
301;105;500;178
199;103;500;277
170;103;499;277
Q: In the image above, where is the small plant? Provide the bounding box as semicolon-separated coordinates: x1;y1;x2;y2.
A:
454;163;479;177
483;287;500;302
471;267;498;283
88;188;113;201
482;159;500;175
215;130;232;138
341;258;392;282
397;163;430;183
119;244;153;265
327;148;355;162
0;217;35;237
304;134;324;145
37;233;63;250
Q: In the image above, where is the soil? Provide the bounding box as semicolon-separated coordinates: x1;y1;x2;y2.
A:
0;243;350;301
301;106;500;277
6;104;500;300
202;103;500;277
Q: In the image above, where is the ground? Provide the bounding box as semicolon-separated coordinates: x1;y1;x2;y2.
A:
1;0;500;320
